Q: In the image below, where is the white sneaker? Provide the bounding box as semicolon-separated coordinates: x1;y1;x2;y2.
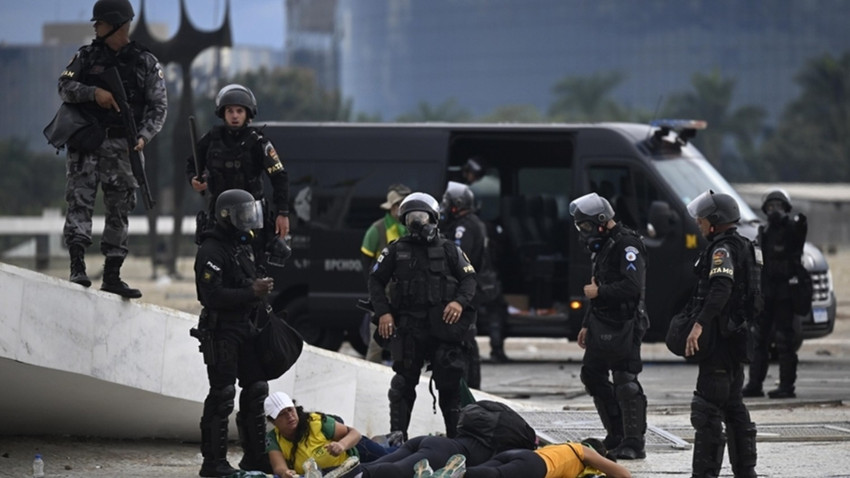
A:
324;456;360;478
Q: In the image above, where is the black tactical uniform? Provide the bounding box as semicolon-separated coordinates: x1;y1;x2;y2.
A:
60;0;167;297
441;181;509;389
187;84;289;269
744;190;808;399
686;190;757;478
369;193;477;440
194;190;274;477
570;192;648;460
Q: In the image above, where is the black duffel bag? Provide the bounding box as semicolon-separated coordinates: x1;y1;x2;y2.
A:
255;307;304;380
666;307;714;361
43;102;105;152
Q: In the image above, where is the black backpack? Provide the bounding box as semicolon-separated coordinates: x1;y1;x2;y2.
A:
455;400;537;453
730;234;764;331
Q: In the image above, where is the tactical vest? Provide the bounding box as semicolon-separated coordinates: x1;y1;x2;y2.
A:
205;126;264;200
696;230;762;329
77;41;148;128
388;237;459;312
592;226;646;321
759;220;803;281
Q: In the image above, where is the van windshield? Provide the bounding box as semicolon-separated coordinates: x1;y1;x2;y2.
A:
654;158;758;222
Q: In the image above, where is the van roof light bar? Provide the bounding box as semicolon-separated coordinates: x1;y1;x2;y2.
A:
649;119;707;147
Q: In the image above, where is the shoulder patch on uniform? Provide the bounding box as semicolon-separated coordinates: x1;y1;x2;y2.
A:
712;247;728;266
454;225;466;240
625;245;639;263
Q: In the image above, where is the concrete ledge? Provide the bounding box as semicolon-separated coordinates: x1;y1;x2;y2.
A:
0;261;513;439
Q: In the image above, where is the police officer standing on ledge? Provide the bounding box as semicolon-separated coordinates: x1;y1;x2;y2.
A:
187;84;290;269
570;192;648;460
441;181;510;389
743;189;808;399
61;0;167;297
685;190;757;478
368;192;477;441
193;189;275;476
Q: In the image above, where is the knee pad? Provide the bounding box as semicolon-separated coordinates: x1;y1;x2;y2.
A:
389;374;415;403
613;371;641;401
206;384;236;417
690;396;722;434
434;344;467;372
581;366;608;396
240;381;268;412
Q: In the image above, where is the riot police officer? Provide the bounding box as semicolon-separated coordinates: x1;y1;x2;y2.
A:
570;192;648;460
685;190;757;478
187;84;290;268
60;0;167;297
441;181;510;386
368;192;477;440
743;189;808;399
194;189;275;476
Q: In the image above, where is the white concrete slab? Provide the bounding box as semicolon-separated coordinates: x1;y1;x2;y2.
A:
0;261;514;439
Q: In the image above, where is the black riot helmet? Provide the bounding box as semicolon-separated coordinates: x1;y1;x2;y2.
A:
399;192;440;243
687;189;740;225
461;157;485;183
215;84;258;119
569;192;616;253
441;181;475;221
91;0;134;26
215;189;263;233
761;188;792;213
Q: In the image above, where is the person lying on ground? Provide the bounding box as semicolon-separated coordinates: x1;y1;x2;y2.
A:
264;391;394;477
416;438;631;478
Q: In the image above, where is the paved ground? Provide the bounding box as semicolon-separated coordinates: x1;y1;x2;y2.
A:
2;249;849;477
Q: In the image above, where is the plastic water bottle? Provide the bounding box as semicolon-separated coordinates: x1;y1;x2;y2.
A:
32;454;45;478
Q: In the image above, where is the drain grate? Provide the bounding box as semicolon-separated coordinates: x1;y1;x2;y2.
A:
662;422;850;442
518;410;690;450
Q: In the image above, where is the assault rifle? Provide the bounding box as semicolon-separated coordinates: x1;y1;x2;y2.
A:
103;67;156;210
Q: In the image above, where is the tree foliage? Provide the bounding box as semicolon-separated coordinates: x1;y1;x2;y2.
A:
662;70;766;180
227;67;352;122
759;52;850;182
395;98;473;123
548;71;629;121
0;138;66;215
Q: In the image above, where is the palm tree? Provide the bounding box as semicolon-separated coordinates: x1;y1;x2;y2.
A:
548;71;627;122
663;71;765;179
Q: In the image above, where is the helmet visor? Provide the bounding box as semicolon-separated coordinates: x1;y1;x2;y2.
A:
230;200;264;231
574;221;595;233
686;190;716;219
405;210;430;227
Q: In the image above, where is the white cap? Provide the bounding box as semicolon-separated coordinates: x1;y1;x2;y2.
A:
264;391;295;419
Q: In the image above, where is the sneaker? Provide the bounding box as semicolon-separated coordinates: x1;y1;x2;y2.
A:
413;458;433;478
432;454;466;478
325;456;360;478
741;383;764;398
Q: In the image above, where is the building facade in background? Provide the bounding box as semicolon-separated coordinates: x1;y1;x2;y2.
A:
335;0;850;122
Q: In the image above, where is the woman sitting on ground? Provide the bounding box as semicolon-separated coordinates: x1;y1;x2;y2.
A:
264;391;392;477
418;438;631;478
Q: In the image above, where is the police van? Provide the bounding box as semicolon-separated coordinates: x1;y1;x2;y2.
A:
260;120;836;353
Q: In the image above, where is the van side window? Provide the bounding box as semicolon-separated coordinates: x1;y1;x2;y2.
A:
588;166;658;232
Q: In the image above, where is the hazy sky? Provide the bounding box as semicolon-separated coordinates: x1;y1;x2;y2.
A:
0;0;286;48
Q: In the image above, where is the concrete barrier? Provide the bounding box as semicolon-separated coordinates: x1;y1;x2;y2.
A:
0;261;510;439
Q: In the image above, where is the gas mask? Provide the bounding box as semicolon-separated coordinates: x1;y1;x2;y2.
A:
576;221;608;253
406;211;438;243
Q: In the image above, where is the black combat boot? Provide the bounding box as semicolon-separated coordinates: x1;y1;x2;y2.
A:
100;257;142;298
613;394;647;459
69;244;91;287
768;355;797;398
237;383;272;474
199;417;237;477
593;397;624;450
489;347;511;363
